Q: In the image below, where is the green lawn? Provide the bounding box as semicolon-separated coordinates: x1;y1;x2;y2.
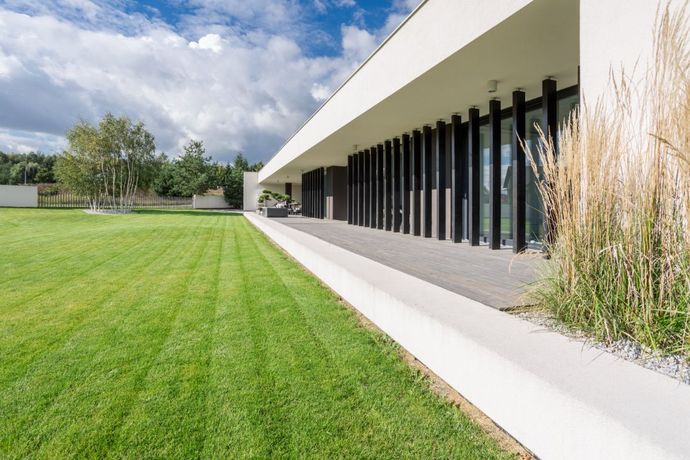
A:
0;208;511;459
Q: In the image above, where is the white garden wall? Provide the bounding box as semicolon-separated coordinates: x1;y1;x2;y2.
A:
192;195;229;209
0;185;38;207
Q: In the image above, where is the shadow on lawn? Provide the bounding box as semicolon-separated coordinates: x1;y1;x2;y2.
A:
134;209;244;218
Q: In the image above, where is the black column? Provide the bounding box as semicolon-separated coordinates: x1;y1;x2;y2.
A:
436;120;447;240
542;78;558;245
347;156;353;224
411;130;422;236
468;108;480;245
305;171;310;217
311;170;315;218
512;90;527;252
369;149;376;228
301;172;305;216
310;170;314;218
422;126;432;238
489;99;501;249
363;149;370;227
392;138;402;232
320;167;325;219
384;140;393;231
358;151;365;225
376;144;384;229
451;115;463;242
401;133;411;234
353;155;359;224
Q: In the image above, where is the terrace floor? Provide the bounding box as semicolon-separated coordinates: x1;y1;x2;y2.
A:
275;216;544;310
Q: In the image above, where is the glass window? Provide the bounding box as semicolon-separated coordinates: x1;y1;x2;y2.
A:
500;117;513;241
479;124;490;241
558;93;579;128
525;107;543;245
523;91;579;246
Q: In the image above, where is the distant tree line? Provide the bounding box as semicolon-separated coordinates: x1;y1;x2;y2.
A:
1;115;263;209
152;140;263;208
0;152;56;185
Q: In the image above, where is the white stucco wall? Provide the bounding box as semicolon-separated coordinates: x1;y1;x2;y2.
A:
0;185;38;207
192;195;229;209
242;172;289;211
580;0;683;107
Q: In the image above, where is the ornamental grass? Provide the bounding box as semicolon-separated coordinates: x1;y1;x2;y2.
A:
528;4;690;356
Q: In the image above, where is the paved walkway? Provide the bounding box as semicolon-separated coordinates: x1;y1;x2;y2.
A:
273;216;544;309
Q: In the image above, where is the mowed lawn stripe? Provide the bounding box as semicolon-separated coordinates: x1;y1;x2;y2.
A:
0;209;512;459
0;222;148;290
241;218;510;459
0;224;185;390
107;215;227;458
200;217;269;457
0;216;209;457
28;220;213;459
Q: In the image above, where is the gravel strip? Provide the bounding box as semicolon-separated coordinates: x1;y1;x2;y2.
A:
514;309;690;386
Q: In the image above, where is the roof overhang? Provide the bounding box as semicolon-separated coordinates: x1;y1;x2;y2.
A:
259;0;579;185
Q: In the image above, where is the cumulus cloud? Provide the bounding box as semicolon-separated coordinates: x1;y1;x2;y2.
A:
0;1;417;163
189;33;224;53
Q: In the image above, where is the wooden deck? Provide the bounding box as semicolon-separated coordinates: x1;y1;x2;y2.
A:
274;217;545;310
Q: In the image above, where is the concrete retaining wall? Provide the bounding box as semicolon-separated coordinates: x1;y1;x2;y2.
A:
0;185;38;207
245;212;690;460
192;195;229;209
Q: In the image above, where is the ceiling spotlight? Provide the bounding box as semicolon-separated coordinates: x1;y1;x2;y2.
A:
487;80;498;93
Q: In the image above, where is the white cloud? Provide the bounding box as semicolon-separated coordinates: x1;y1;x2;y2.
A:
189;33;224;53
310;83;331;102
0;128;66;154
341;24;378;62
0;1;417;163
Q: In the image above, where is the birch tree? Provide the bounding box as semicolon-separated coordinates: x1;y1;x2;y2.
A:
57;114;159;212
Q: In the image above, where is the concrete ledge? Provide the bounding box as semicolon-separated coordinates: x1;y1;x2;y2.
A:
246;213;690;460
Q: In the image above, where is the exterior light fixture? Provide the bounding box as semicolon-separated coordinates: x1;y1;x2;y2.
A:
487;80;498;93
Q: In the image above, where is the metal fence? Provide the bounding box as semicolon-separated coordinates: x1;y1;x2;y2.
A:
38;191;192;208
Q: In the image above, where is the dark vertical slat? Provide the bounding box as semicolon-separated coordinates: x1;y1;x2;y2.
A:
307;171;311;217
422;126;432;238
401;133;411;234
358;151;365;225
369;149;376;228
384;140;393;231
310;169;314;218
351;159;356;223
468;107;480;245
436;120;447;240
392;138;402;232
543;78;558;245
376;145;384;229
363;149;370;226
451;114;463;243
411;130;422;236
347;156;353;224
304;171;308;217
320;167;325;219
512;90;527;252
489;99;501;249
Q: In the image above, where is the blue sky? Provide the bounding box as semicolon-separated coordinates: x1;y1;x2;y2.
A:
0;0;417;162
